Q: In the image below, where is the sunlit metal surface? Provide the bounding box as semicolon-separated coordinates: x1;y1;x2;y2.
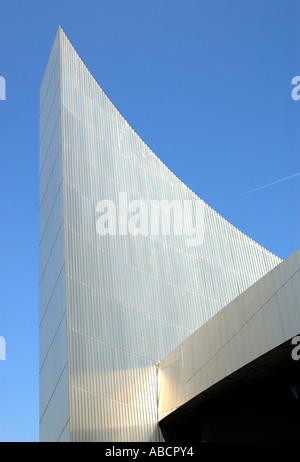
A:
39;27;282;442
158;249;300;421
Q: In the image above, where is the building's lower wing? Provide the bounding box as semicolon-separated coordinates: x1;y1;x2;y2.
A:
158;249;300;442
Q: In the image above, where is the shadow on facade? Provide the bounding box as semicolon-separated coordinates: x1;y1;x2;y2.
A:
160;343;300;442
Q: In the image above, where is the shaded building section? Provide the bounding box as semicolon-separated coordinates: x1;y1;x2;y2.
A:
158;249;300;441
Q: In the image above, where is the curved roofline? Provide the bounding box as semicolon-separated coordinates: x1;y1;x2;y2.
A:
57;25;281;262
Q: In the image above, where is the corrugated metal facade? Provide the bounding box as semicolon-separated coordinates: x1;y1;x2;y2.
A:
39;30;69;442
39;27;282;442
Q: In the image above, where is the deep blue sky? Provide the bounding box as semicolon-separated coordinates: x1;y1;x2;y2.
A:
0;0;299;442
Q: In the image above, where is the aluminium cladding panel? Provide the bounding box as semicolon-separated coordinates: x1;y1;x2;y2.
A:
57;28;282;442
39;29;70;442
158;249;300;420
60;30;161;442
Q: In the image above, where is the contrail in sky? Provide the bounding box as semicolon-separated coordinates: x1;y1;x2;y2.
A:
217;172;300;205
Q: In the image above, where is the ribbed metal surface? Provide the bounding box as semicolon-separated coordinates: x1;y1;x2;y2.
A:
39;27;282;442
39;29;70;442
158;249;300;423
